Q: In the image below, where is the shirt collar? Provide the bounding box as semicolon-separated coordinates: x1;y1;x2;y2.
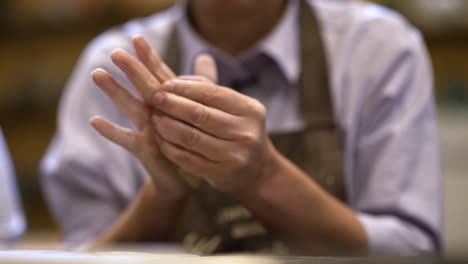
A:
177;0;300;84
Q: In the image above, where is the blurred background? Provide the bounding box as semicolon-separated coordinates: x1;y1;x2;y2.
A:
0;0;467;258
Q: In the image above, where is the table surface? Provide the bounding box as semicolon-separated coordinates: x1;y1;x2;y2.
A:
1;231;464;264
0;249;462;264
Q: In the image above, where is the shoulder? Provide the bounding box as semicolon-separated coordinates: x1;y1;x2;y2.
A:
308;0;428;91
310;0;418;39
308;0;424;64
307;1;432;131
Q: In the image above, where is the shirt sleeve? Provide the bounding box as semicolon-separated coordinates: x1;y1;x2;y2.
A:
40;31;146;247
336;9;443;256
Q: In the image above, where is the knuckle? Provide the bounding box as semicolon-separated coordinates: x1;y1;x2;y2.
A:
156;63;169;78
238;131;258;145
159;141;190;165
158;140;170;157
199;76;212;83
182;128;200;148
254;101;267;119
246;99;266;119
192;106;209;126
152;55;163;68
202;85;218;103
147;76;158;89
227;152;248;168
173;149;191;165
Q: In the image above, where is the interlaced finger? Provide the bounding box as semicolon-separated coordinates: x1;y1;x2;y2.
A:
163;79;254;116
110;48;160;103
133;35;176;83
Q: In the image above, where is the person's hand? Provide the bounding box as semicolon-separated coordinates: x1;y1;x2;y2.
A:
150;57;279;196
90;36;190;201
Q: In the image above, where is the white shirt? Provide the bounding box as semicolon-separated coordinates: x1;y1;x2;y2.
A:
41;0;442;255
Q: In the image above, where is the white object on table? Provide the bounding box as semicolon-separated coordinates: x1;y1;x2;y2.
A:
0;250;281;264
0;128;26;244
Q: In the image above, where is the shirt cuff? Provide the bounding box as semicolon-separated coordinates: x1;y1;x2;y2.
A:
357;212;436;256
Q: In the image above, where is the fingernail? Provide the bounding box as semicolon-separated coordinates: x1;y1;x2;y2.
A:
153;92;165;105
163;81;175;92
110;48;122;58
89;116;101;128
132;34;143;41
91;68;106;79
91;68;104;75
91;69;103;81
110;49;126;62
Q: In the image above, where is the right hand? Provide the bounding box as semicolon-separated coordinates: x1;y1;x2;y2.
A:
90;36;190;201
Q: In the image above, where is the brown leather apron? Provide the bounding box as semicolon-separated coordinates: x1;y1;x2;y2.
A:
163;0;346;255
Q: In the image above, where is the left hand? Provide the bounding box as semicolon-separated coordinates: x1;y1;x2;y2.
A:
150;56;278;196
90;36;192;201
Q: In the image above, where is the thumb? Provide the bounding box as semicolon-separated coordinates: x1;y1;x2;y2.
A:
195;54;218;84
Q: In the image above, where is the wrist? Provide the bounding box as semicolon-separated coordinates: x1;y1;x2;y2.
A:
133;178;189;240
150;180;190;207
147;170;192;204
233;139;283;201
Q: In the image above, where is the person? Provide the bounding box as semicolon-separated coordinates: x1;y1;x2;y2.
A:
41;0;442;256
0;127;26;244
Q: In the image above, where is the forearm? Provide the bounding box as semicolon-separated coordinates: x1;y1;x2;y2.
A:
237;143;368;255
90;178;186;249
